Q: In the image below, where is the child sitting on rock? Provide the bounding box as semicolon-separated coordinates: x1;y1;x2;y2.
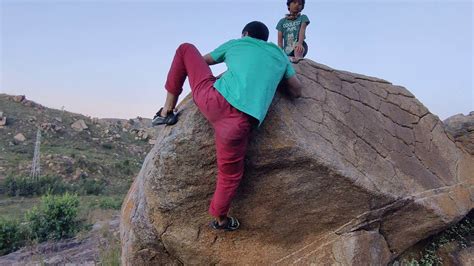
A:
276;0;310;63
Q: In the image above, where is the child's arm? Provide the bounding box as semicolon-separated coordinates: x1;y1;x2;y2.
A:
277;31;283;49
295;22;309;54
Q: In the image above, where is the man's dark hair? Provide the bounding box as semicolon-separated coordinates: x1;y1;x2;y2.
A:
242;21;269;42
286;0;305;10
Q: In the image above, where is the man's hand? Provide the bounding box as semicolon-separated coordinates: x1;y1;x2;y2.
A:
278;75;302;98
285;75;302;98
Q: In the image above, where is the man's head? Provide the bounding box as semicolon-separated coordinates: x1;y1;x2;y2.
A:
241;21;269;42
287;0;305;13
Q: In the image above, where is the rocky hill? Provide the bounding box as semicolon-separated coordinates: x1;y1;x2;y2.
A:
444;112;474;155
0;93;158;194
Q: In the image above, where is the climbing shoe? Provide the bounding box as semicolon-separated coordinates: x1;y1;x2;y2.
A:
151;108;178;126
210;216;240;231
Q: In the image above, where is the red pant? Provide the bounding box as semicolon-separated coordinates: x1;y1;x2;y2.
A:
165;43;253;217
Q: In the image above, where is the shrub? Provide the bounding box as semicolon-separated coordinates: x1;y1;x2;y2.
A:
101;143;113;149
76;179;106;195
0;219;28;256
3;175;70;197
25;193;80;241
114;159;133;175
97;196;123;210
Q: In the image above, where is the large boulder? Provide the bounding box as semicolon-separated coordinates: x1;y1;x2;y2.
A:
444;112;474;155
120;60;473;265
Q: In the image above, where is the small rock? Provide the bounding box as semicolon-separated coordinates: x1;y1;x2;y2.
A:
123;122;133;130
14;133;26;142
54;117;62;123
0;117;6;126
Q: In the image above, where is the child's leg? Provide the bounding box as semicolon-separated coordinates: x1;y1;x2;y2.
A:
294;42;308;60
208;100;252;218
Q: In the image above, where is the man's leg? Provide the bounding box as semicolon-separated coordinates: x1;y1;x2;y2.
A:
161;43;216;114
209;111;252;223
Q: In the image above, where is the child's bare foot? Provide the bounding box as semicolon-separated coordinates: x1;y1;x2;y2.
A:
290;57;303;63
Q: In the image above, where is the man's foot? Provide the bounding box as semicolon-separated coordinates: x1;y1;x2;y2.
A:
210;216;240;231
151;108;178;126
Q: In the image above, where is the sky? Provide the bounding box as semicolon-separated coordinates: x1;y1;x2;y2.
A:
1;0;472;120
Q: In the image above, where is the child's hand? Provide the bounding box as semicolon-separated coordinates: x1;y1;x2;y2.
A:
294;43;305;54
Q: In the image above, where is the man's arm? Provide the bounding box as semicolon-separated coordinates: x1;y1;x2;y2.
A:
279;75;302;98
203;53;218;65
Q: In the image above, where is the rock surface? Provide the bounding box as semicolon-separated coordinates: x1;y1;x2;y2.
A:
444;112;474;155
120;59;473;265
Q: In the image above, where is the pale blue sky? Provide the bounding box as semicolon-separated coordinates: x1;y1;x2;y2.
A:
1;0;472;120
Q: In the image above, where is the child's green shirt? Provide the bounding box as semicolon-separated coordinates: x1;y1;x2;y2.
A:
210;36;296;125
276;14;310;55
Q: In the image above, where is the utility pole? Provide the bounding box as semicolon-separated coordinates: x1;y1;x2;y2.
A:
31;129;41;180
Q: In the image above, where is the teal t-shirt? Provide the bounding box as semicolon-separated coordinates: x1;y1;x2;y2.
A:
210;37;296;125
276;14;310;55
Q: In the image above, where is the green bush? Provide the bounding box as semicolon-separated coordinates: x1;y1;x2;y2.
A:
76;179;106;195
114;159;134;175
3;175;70;197
2;175;108;197
0;219;28;256
26;193;80;241
101;143;113;149
96;196;123;210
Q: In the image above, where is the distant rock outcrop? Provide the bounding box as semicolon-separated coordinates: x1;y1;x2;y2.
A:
120;60;473;264
444;112;474;155
71;119;88;131
12;95;25;103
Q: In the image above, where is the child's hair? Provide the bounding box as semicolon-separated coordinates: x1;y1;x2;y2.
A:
286;0;305;11
242;21;269;42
